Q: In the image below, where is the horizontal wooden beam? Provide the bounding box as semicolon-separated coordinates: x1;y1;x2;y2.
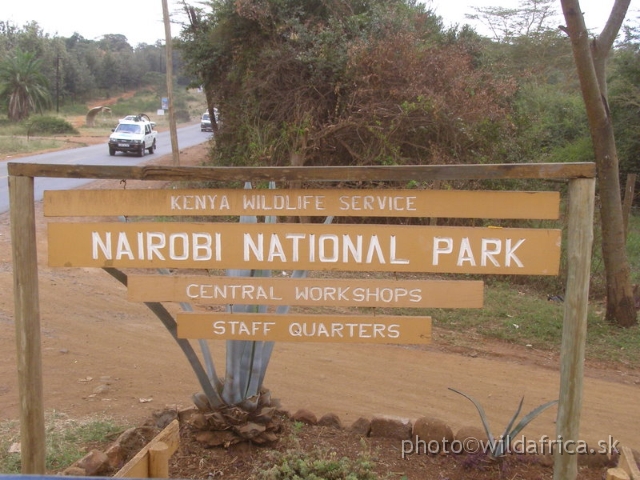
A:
8;162;596;181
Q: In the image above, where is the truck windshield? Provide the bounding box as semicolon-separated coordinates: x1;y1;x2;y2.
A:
116;124;142;134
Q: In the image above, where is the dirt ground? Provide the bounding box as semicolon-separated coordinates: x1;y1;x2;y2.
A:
0;137;639;478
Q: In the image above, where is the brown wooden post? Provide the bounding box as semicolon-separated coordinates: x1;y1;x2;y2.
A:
148;441;170;478
553;177;596;480
9;175;46;473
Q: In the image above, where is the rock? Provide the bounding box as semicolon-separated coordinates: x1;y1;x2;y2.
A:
77;449;109;476
92;384;110;395
152;408;178;428
370;415;412;440
105;443;125;469
349;417;371;436
454;425;487;453
291;409;317;425
413;416;454;446
61;466;86;476
318;413;343;429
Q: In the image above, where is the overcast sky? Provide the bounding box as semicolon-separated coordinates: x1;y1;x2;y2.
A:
1;1;631;47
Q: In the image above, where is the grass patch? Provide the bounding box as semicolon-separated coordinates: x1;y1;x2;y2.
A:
0;136;66;157
0;411;125;474
426;280;640;367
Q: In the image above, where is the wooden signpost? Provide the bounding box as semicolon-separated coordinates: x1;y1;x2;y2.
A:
44;187;561;345
9;162;595;480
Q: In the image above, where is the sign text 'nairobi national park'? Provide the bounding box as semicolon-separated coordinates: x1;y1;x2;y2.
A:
45;188;561;345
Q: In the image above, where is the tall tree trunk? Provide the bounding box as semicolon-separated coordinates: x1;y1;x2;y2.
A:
560;0;637;327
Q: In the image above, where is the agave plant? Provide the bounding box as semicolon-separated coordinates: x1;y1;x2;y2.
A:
104;182;332;444
449;387;558;459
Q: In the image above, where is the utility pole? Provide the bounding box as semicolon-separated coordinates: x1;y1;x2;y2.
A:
55;55;60;113
162;0;180;165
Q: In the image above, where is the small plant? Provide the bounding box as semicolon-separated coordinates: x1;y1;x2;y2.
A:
449;388;557;460
256;446;377;480
292;421;305;433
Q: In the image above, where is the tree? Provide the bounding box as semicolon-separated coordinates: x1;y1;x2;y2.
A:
467;0;561;43
608;26;640;180
178;0;516;168
0;48;51;121
560;0;637;327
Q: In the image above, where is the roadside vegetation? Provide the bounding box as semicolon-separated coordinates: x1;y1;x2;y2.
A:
0;88;208;159
0;412;122;474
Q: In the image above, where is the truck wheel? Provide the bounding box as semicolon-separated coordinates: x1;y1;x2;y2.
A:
138;143;146;157
109;146;116;156
148;140;156;154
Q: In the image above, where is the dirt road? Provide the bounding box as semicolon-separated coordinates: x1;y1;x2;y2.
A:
0;145;638;453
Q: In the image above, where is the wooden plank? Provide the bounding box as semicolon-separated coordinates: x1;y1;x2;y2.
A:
553;178;596;480
9;176;46;474
619;446;640;480
9;162;596;181
48;222;561;275
607;468;631;480
114;419;179;478
127;275;484;308
177;313;432;344
44;188;560;219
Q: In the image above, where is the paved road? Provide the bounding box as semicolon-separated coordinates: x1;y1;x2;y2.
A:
0;123;209;213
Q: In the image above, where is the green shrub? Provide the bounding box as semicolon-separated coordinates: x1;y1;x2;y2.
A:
27;116;78;135
175;109;191;123
257;446;377;480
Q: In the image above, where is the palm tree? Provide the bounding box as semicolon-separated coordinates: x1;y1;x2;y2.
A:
0;49;52;121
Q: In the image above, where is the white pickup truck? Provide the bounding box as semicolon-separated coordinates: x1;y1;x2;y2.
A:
108;117;157;157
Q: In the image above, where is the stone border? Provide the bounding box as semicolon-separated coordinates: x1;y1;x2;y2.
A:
61;405;636;477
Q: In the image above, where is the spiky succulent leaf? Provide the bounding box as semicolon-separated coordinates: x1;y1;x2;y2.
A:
507;399;558;440
448;388;496;446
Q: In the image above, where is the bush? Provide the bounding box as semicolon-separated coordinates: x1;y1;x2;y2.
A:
174;109;191;123
257;446;377;480
27;116;78;135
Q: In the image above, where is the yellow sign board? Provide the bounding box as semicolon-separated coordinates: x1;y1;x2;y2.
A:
48;222;561;275
176;312;432;344
44;188;560;219
127;275;484;308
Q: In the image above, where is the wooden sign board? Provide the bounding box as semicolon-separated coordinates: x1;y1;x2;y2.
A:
127;275;484;308
44;188;560;219
176;312;432;344
48;222;561;275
